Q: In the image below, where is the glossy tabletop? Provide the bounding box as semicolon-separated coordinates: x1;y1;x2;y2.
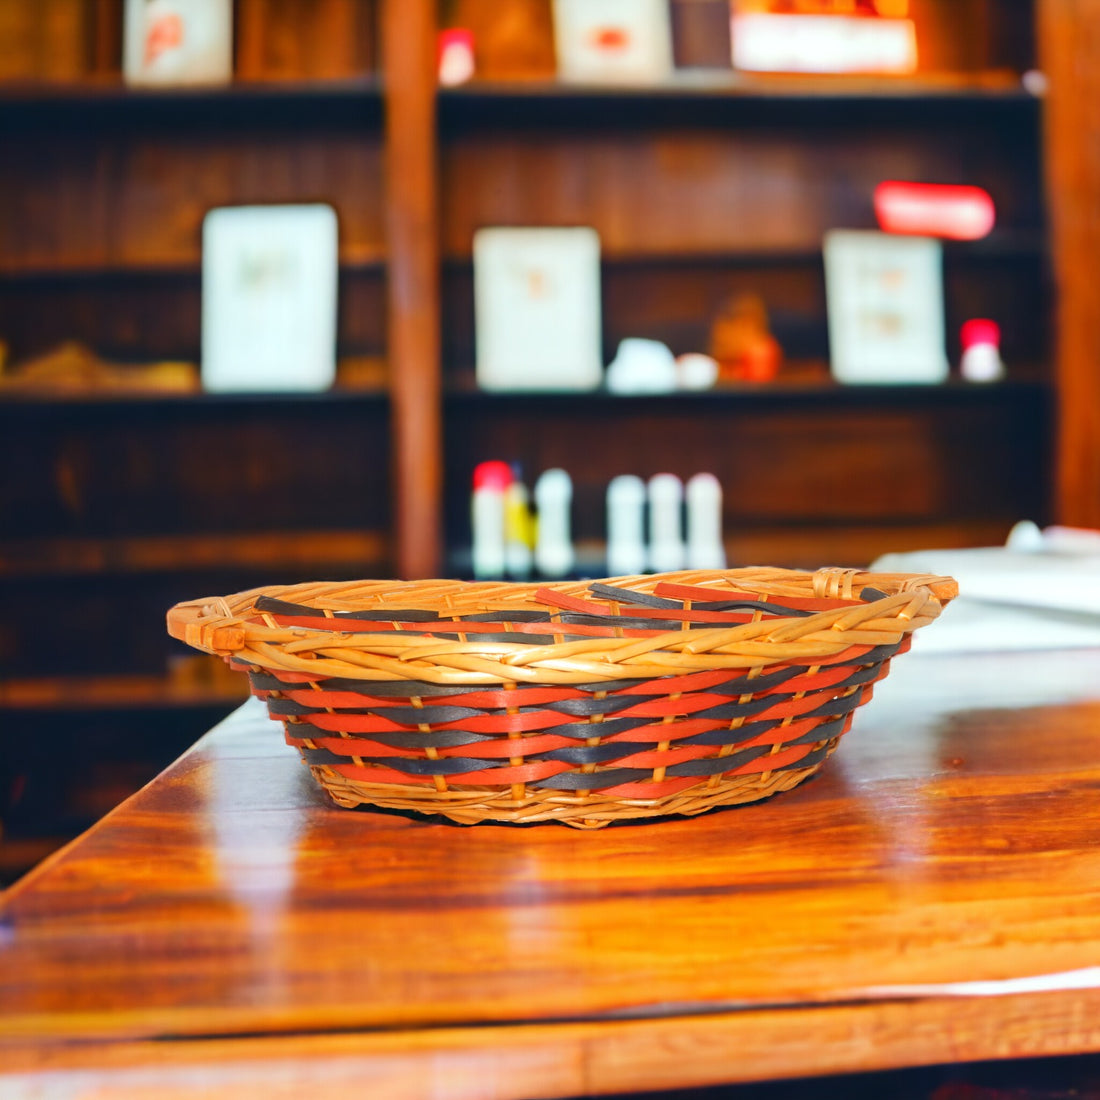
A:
3;648;1100;1098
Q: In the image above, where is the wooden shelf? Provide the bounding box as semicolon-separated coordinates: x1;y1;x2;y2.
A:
0;252;387;285
0;530;390;580
0;384;389;409
440;232;1047;268
444;374;1050;408
443;68;1034;102
0;75;383;129
439;69;1041;129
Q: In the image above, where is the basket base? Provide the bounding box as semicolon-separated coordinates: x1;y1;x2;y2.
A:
305;740;839;829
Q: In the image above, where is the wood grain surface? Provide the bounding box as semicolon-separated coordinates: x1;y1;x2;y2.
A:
3;647;1100;1097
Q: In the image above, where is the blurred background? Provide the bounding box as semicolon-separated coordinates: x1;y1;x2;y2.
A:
1;0;1097;882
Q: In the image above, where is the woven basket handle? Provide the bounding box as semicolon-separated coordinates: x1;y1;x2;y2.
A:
812;567;958;603
166;596;246;654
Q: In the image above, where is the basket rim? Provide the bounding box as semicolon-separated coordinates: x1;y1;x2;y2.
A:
166;567;957;687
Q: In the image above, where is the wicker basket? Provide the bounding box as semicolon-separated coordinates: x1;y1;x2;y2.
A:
167;567;956;828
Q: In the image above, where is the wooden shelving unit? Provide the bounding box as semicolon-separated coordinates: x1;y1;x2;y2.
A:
3;0;1100;877
431;4;1052;576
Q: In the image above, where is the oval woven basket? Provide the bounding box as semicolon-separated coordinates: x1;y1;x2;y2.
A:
167;567;956;828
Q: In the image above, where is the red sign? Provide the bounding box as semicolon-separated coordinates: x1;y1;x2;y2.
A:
874;181;996;240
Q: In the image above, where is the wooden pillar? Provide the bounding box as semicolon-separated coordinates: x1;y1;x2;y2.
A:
383;0;442;577
1038;0;1100;528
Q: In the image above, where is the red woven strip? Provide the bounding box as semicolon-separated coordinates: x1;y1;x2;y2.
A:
596;741;821;798
718;714;824;750
292;708;583;736
285;731;579;760
423;686;577;707
427;685;588;707
780;664;859;694
725;740;816;775
329;759;573;786
596;774;703;799
285;733;417;758
277;688;420;709
614;683;847;721
429;709;584;734
752;690;852;723
291;713;421;735
600;717;730;743
319;764;437;787
444;760;576;785
435;734;579;759
247;668;320;683
607;744;737;769
653;581;866;611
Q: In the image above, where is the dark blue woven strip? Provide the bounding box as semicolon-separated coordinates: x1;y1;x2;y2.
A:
285;726;493;750
530;713;849;766
532;768;652;790
254;596;443;622
295;747;504;775
588;583;817;618
530;739;835;790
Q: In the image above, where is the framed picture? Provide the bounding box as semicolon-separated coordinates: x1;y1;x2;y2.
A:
824;230;948;385
123;0;233;86
474;227;603;392
201;204;339;393
552;0;674;83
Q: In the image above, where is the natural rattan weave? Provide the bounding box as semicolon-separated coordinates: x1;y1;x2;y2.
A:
167;567;956;827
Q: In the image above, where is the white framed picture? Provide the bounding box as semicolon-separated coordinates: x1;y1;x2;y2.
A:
123;0;232;87
824;230;948;385
201;204;339;393
474;227;604;393
552;0;674;84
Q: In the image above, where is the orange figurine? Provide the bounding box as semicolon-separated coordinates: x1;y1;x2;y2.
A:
708;293;783;383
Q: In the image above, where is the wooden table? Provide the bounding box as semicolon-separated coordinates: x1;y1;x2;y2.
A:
3;648;1100;1098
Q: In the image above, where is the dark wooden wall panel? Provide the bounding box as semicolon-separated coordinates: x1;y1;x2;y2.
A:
1;568;372;678
236;0;377;80
0;130;384;273
0;400;391;539
440;118;1041;259
0;269;386;363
